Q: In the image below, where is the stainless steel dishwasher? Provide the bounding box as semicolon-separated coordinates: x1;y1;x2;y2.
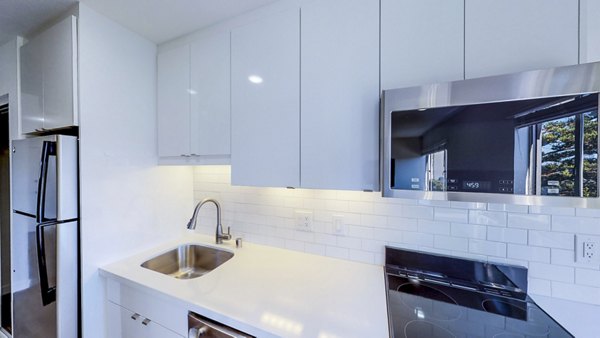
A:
188;312;255;338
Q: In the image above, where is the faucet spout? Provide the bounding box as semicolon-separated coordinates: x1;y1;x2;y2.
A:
187;198;231;244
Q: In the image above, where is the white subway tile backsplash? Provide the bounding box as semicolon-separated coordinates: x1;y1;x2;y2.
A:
450;223;487;239
434;235;468;252
487;227;527;244
337;236;362;250
576;268;600;287
314;233;337;246
348;249;375;264
487;203;529;213
418;199;451;207
528;278;552;296
529;205;575;216
469;210;506;226
284;239;305;252
387;217;418;231
552;281;600;305
507;213;551;231
403;232;434;247
529;262;574;283
468;240;506;257
550;248;600;269
348;201;374;214
361;214;388;228
372;203;403;217
348;225;374;239
362;239;388;253
575;208;600;218
326;246;349;260
372;228;402;242
507;244;550;263
304;243;326;256
552;216;600;235
450;201;487;210
418;219;451;235
528;231;573;250
401;205;434;219
434;207;469;223
193;166;600;306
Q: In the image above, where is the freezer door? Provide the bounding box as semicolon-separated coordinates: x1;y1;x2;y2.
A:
12;136;57;220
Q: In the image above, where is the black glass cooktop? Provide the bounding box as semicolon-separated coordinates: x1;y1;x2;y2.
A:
385;247;573;338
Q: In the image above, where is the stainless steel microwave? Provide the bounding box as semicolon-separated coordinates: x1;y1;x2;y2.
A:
381;62;600;207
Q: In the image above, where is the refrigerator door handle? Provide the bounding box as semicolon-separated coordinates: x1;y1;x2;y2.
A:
36;220;57;306
36;141;56;223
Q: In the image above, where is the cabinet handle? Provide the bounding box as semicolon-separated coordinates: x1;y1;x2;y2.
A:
131;313;140;321
181;154;191;157
141;318;151;326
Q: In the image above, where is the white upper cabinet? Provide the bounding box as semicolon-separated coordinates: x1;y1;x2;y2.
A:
231;9;301;188
301;0;379;191
157;44;191;157
20;35;44;133
157;33;231;162
465;0;578;79
381;0;464;90
580;0;600;63
190;33;231;156
21;15;78;134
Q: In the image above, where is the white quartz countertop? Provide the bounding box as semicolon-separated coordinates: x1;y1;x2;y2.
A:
99;234;389;338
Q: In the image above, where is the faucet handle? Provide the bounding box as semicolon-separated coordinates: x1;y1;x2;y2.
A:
226;226;231;235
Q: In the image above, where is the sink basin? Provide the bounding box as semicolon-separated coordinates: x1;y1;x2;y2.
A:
141;244;233;279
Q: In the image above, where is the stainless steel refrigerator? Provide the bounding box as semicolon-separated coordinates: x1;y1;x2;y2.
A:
11;135;78;338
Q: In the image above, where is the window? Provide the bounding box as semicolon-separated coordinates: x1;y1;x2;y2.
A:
425;149;446;191
538;110;598;197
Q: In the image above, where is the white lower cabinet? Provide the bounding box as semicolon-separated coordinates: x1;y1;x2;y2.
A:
106;279;187;338
107;302;183;338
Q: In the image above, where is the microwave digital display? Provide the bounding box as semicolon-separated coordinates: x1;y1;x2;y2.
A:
389;93;599;198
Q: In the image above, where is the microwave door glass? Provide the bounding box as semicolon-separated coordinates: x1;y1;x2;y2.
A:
390;93;599;197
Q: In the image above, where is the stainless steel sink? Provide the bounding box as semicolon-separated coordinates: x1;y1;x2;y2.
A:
141;244;233;279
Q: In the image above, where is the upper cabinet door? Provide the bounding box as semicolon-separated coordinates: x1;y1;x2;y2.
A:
157;44;191;157
381;0;464;90
190;33;230;156
20;35;44;133
231;9;301;188
580;0;600;63
42;15;77;130
465;0;578;79
20;15;77;134
301;0;380;191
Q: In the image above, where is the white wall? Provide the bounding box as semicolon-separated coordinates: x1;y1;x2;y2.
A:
192;166;600;308
78;4;193;338
0;37;20;141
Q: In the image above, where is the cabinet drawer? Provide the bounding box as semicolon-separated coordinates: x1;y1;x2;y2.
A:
106;279;187;336
107;301;183;338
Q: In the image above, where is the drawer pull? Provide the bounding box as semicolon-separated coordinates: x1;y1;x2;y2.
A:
131;313;140;321
141;318;151;326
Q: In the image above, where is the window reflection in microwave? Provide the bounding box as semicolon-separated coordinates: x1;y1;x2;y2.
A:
390;93;599;197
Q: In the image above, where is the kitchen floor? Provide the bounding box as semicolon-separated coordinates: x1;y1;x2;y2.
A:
13;287;55;338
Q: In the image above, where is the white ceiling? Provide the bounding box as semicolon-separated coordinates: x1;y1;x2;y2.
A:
0;0;78;45
79;0;281;44
0;0;280;46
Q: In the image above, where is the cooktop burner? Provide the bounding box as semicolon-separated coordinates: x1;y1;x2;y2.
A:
385;247;573;338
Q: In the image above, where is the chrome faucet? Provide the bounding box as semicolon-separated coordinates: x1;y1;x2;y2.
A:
187;198;232;244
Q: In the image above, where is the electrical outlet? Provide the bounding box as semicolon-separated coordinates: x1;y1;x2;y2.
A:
295;210;313;232
575;235;600;263
332;215;348;236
